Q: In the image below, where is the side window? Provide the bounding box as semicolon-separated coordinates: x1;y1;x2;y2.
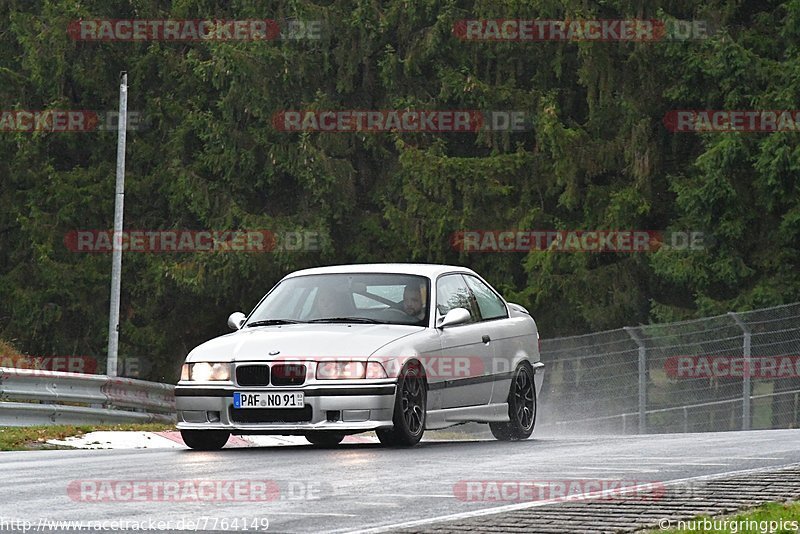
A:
464;276;508;321
436;274;478;322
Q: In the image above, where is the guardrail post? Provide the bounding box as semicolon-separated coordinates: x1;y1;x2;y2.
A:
728;312;752;431
624;326;647;434
795;392;799;425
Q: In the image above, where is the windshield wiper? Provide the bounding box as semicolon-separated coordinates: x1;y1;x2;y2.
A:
307;317;387;324
246;319;305;327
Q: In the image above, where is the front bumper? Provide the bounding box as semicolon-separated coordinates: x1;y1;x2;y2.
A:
175;382;396;434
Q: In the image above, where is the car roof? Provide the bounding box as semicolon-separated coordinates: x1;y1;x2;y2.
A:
283;263;477;280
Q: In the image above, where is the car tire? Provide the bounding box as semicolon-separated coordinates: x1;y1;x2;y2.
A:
305;432;345;447
490;361;536;441
180;429;230;450
377;361;427;447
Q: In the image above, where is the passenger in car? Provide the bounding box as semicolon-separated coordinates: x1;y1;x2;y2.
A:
311;287;352;319
314;288;339;318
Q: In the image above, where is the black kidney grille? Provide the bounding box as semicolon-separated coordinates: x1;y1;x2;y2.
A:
271;364;306;386
235;365;270;386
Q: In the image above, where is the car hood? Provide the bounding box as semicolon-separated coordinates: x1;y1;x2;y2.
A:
186;324;425;362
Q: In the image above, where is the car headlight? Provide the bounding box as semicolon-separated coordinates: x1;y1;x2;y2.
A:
366;361;388;379
316;361;387;380
317;361;366;380
184;362;230;381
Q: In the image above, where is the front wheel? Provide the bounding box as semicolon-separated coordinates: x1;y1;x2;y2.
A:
305;433;345;447
180;429;230;450
490;362;536;441
377;362;427;447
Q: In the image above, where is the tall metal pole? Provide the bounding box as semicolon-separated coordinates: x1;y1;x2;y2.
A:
728;312;752;430
107;72;128;377
624;326;647;434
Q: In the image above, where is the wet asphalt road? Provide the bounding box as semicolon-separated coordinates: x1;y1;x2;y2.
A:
2;429;800;533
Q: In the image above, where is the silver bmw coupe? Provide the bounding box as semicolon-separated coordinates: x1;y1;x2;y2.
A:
175;264;544;449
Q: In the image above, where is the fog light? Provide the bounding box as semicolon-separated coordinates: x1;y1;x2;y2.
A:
207;411;221;422
181;410;207;423
342;409;369;422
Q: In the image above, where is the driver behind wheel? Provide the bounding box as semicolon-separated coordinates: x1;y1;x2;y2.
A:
402;284;426;321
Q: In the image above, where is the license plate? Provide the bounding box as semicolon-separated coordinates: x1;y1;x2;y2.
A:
233;391;304;409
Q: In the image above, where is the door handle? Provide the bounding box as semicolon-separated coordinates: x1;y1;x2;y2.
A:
482;335;491;344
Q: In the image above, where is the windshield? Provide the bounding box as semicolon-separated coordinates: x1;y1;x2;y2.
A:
245;273;430;327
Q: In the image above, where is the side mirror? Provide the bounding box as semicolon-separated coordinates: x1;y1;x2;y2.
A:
227;312;246;331
437;307;471;328
507;302;530;315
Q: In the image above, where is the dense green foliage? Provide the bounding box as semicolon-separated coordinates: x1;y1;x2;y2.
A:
1;0;798;382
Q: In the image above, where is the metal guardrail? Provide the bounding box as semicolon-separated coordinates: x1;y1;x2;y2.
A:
543;388;800;435
0;367;175;426
539;302;800;433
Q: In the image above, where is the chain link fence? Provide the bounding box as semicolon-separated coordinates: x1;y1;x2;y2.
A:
538;302;800;434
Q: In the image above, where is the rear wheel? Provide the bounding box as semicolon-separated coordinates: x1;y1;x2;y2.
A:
377;362;426;447
180;429;230;450
305;432;345;447
490;362;536;441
